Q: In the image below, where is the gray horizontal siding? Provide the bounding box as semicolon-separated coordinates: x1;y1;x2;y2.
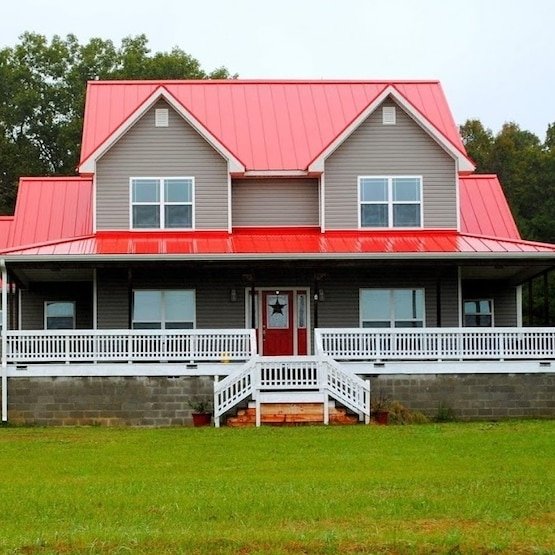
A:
462;280;517;326
324;98;458;229
318;267;459;328
232;179;319;227
96;268;245;330
20;283;93;330
96;100;229;230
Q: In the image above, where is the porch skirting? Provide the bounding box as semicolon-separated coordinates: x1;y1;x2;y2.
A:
1;373;554;426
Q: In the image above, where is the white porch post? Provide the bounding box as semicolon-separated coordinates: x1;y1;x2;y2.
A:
1;259;8;422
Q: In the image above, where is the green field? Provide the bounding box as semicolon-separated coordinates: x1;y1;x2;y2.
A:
0;422;553;554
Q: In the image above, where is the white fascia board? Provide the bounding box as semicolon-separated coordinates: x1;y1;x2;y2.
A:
79;87;245;174
308;85;475;173
243;170;311;177
4;251;555;264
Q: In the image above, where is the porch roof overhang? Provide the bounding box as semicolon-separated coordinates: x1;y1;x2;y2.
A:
2;229;555;264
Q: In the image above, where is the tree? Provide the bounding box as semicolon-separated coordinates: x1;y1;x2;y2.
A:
461;119;555;244
0;33;235;214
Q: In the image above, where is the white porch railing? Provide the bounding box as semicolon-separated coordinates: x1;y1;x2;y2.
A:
213;355;371;427
5;329;257;364
315;327;555;361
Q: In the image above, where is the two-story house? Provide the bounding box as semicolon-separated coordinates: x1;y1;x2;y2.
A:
1;80;554;426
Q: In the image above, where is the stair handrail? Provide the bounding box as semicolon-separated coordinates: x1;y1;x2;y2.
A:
320;355;370;420
213;356;258;426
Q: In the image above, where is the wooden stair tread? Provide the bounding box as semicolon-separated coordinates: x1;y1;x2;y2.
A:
225;402;361;427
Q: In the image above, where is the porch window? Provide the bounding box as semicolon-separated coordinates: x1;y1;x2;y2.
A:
45;301;76;330
131;178;193;229
360;288;424;327
132;290;195;329
464;299;493;327
359;176;422;228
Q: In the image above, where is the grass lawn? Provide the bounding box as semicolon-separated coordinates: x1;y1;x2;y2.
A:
0;421;553;554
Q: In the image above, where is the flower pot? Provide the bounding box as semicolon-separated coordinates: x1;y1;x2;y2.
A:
192;412;212;427
373;410;389;425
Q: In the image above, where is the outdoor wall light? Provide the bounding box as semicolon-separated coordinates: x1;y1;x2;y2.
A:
230;288;238;302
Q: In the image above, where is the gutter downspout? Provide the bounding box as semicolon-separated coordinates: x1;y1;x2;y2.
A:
1;259;8;422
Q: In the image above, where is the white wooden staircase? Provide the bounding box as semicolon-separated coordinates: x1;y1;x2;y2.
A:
213;355;371;427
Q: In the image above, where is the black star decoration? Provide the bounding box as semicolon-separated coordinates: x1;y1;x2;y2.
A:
270;298;286;315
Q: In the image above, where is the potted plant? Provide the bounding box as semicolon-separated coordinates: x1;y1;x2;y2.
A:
188;399;213;427
371;393;391;425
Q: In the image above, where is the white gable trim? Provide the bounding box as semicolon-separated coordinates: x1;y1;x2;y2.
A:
308;85;475;173
79;87;245;174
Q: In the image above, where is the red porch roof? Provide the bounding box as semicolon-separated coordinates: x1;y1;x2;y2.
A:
80;80;469;171
4;229;555;259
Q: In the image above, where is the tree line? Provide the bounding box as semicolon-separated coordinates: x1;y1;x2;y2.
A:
0;33;234;212
1;33;554;248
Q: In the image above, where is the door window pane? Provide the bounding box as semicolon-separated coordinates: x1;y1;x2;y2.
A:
267;294;289;329
297;294;306;329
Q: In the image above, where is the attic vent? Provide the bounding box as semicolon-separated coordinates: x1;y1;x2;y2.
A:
382;106;396;125
155;108;169;127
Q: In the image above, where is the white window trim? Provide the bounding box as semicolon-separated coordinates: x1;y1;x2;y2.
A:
132;289;196;329
129;177;195;231
358;175;423;229
463;298;495;327
44;301;76;330
359;288;426;328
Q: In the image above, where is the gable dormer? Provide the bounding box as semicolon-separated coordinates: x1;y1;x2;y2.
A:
323;96;459;230
94;99;230;231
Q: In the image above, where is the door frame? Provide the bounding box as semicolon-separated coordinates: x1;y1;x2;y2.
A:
244;286;311;355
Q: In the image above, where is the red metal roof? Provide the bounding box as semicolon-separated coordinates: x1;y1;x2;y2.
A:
459;175;521;240
0;217;13;249
6;177;92;249
80;80;468;171
4;229;555;258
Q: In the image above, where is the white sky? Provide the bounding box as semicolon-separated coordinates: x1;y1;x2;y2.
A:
2;0;554;139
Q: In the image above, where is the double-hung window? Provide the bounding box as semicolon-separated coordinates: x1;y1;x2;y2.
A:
360;288;425;328
131;178;194;229
463;299;493;327
132;290;195;329
359;176;422;228
45;301;76;330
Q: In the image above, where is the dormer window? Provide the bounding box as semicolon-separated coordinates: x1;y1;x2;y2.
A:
130;177;194;229
359;176;422;228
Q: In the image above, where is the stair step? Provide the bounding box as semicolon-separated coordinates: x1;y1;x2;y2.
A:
225;402;361;427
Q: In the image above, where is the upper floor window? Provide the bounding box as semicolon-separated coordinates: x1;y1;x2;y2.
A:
360;288;425;328
359;176;422;228
463;299;493;327
130;178;194;229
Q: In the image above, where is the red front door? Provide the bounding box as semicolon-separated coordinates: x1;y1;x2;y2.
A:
262;291;294;355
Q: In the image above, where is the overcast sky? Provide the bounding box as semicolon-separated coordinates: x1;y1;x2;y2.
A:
1;0;554;139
